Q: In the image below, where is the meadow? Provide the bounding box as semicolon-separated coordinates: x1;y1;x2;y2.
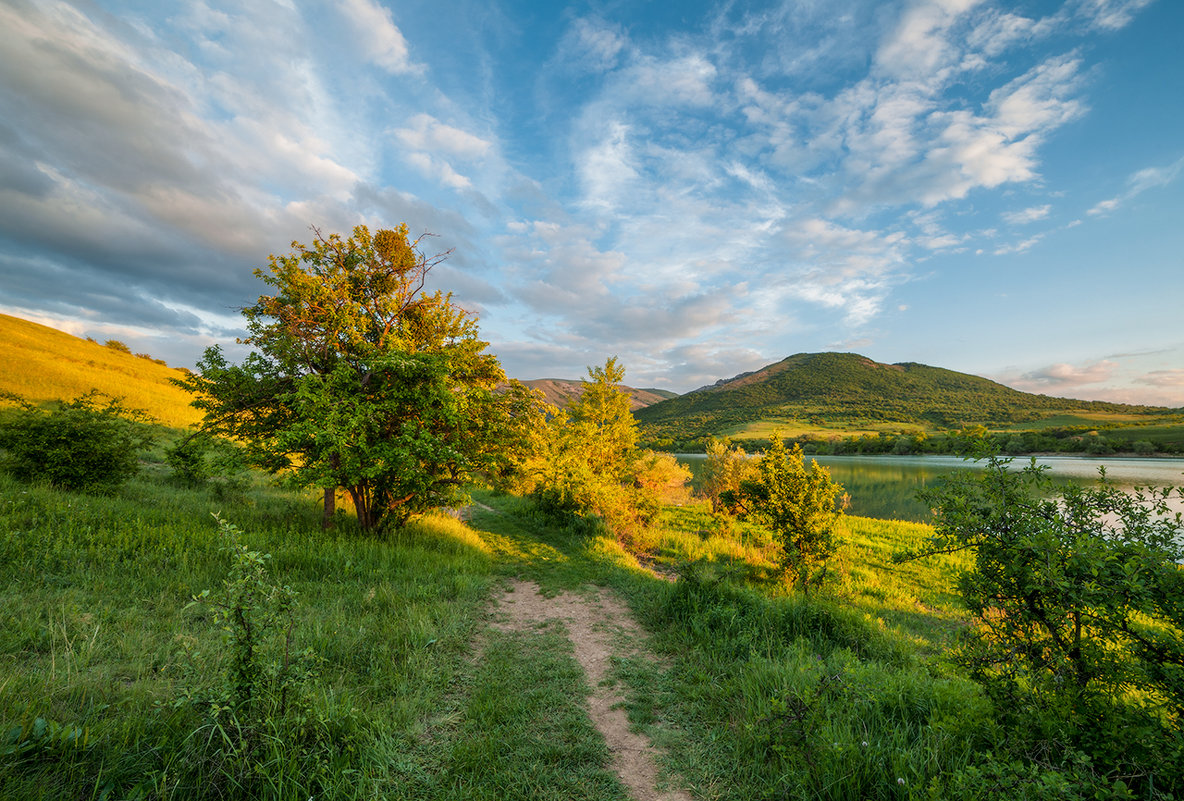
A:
0;428;1019;801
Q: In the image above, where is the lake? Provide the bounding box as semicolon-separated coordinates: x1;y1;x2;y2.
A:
676;453;1184;523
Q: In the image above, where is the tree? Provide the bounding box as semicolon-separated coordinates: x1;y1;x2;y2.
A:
529;357;686;542
531;357;637;518
699;435;758;514
903;456;1184;788
178;224;525;532
724;435;845;594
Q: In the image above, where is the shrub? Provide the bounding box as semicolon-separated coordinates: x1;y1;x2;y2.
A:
904;456;1184;794
104;339;131;354
0;391;153;492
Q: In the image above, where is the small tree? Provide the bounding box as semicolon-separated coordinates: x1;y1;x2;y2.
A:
699;435;758;514
725;435;845;594
530;357;686;542
0;391;152;492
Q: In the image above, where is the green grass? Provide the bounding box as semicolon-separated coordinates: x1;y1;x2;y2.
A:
12;445;1162;799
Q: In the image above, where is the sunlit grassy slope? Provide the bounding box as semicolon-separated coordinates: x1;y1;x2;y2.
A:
0;314;200;428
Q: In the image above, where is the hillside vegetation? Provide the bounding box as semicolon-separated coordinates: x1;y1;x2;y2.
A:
0;314;200;429
636;352;1181;450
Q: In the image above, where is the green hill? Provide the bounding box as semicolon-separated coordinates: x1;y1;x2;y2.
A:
636;352;1174;443
0;313;201;428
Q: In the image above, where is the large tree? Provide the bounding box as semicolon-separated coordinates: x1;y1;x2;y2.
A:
179;224;533;532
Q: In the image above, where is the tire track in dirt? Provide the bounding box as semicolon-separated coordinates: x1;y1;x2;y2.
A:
489;579;693;801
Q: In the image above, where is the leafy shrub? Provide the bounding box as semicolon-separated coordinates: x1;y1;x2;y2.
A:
0;391;153;492
103;339;131;354
905;456;1184;795
164;435;251;496
723;435;845;595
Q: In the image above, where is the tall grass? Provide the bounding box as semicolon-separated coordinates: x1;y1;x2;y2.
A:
0;472;495;799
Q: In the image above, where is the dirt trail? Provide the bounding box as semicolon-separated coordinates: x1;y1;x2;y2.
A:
489;579;693;801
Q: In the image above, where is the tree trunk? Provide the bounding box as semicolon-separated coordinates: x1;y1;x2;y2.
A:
322;487;336;529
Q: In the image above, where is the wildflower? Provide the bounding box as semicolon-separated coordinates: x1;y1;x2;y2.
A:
861;741;868;747
896;777;905;785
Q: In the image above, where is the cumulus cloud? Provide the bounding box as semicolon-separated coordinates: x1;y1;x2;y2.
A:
1013;359;1119;392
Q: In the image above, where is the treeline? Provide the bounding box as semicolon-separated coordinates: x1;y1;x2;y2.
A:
648;423;1180;457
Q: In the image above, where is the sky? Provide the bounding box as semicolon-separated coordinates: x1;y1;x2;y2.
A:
1;0;1182;405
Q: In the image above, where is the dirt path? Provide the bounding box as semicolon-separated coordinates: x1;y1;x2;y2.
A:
489;579;693;801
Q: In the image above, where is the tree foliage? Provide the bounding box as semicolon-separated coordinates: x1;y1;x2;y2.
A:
725;435;845;594
0;390;152;493
905;456;1184;790
699;435;759;514
528;357;688;543
177;224;532;532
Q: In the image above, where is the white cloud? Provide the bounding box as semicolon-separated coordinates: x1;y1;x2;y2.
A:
1088;155;1184;215
993;234;1043;255
562;18;628;73
578;121;639;213
340;0;422;75
875;0;985;82
1078;0;1156;31
1137;369;1184;389
394;114;491;161
1015;359;1118;390
1002;204;1051;224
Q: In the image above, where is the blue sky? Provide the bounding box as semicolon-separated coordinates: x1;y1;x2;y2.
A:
1;0;1181;404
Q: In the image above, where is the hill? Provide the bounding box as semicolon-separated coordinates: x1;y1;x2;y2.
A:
0;313;201;428
521;378;676;412
635;352;1173;443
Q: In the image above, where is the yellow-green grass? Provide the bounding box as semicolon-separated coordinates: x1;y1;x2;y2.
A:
649;501;970;653
997;411;1177;430
722;417;915;440
0;314;200;429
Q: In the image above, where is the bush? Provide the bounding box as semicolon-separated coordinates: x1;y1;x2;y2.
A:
905;456;1184;795
165;435;251;496
0;391;153;492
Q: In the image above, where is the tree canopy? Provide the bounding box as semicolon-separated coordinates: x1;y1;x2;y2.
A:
178;224;535;532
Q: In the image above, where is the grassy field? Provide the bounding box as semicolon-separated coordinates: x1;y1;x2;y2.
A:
0;314;201;429
0;430;1010;801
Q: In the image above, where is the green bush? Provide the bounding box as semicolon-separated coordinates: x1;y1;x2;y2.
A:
0;391;153;492
906;456;1184;795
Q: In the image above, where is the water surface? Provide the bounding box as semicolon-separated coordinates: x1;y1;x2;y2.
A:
676;454;1184;523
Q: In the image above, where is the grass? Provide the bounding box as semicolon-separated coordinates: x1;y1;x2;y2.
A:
10;442;1172;799
0;314;201;429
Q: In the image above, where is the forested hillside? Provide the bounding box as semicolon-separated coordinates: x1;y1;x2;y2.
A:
636;352;1171;443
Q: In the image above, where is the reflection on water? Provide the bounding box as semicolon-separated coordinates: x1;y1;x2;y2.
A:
676;454;1184;523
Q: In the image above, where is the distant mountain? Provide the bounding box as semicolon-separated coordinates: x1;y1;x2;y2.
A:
635;352;1164;442
520;378;677;412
